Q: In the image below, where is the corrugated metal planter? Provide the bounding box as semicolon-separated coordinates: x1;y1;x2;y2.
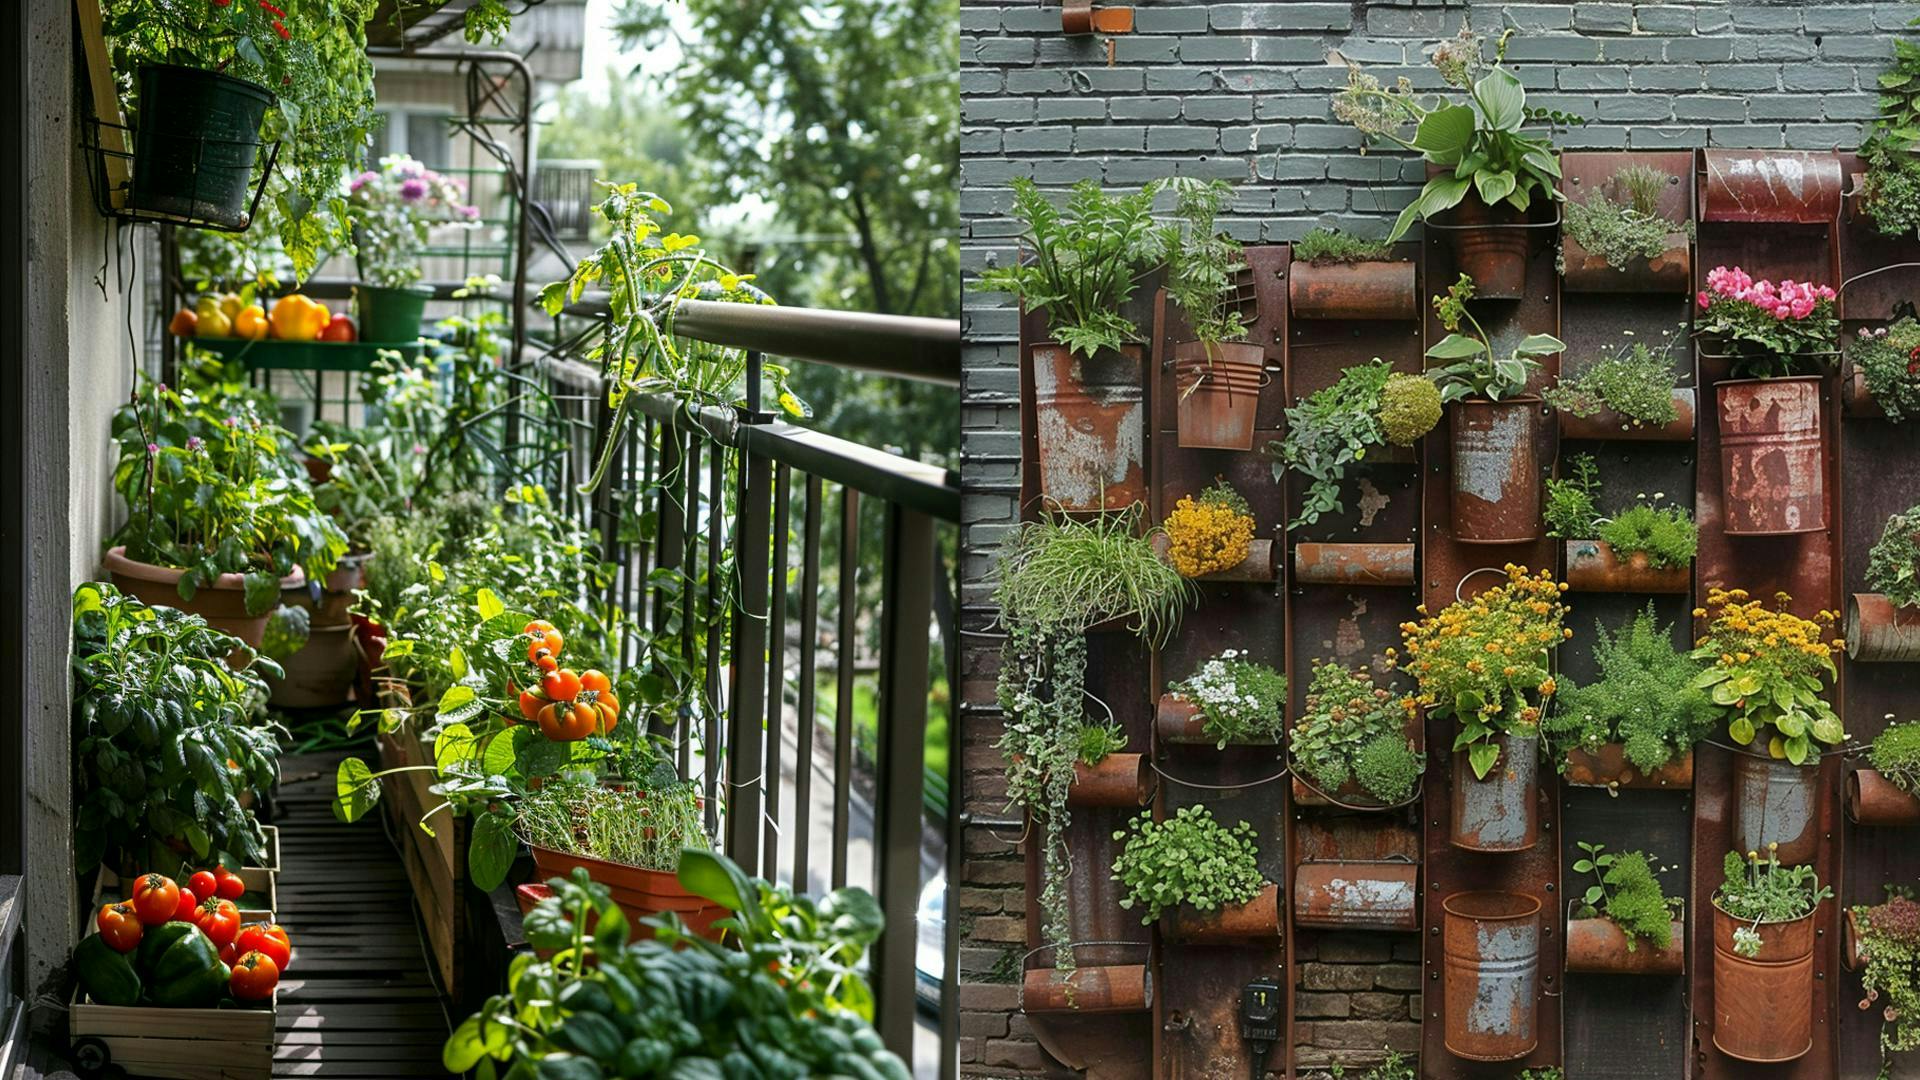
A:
1560;229;1691;293
1846;592;1920;663
1564;900;1686;976
1442;891;1543;1061
1563;540;1690;594
1452;732;1539;852
1292;860;1419;931
1021;964;1153;1014
1556;387;1695;441
1450;397;1542;544
1846;767;1920;826
1291;542;1417;587
1563;744;1694;791
1701;149;1844;224
1730;755;1820;866
1287;259;1419;320
1150;533;1276;583
1067;752;1152;808
1031;341;1146;512
1438;193;1533;299
1710;901;1816;1062
1714;376;1828;535
1163;881;1283;942
1172;341;1266;451
1154;694;1278;747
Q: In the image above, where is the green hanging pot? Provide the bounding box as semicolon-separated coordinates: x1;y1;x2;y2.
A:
354;283;434;343
127;65;273;228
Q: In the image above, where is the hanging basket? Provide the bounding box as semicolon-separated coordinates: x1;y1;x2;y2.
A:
109;65;277;231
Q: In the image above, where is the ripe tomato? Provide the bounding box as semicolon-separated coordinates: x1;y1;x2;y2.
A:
167;309;198;338
214;867;245;901
537;701;597;742
97;902;144;952
174;884;199;922
524;622;564;657
534;652;559;673
237;923;292;972
318;315;357;343
188;870;219;904
219;940;241;966
131;874;181;926
579;669;612;694
194;897;241;949
518;687;547;722
229;951;280;1001
542;667;582;702
528;641;555;665
524;619;555;634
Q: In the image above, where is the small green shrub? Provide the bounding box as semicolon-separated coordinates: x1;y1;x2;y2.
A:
1167;649;1288;748
1853;890;1920;1070
1598;502;1697;569
1544;606;1714;775
1870;720;1920;796
1292;227;1394;265
1561;165;1691;273
1573;841;1679;952
1543;454;1601;539
1866;506;1920;610
1111;804;1266;923
1353;731;1422;805
1290;662;1424;804
1543;335;1684;428
1849;319;1920;423
1326;1051;1414;1080
1379;373;1442;447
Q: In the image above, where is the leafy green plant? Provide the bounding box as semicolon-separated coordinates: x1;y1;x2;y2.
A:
71;582;282;877
1853;890;1920;1072
990;507;1193;645
1869;720;1920;796
1289;661;1423;805
1851;319;1920;423
1326;1051;1414;1080
1867;506;1920;610
1543;333;1684;428
1075;720;1127;765
1542;454;1600;540
1598;502;1697;569
1561;165;1691;272
975;178;1166;358
1292;228;1394;266
444;857;909;1079
1270;360;1440;529
1167;649;1287;749
1110;805;1266;923
1715;849;1830;958
1860;36;1920;237
1426;274;1564;401
519;778;709;872
1572;841;1680;951
1691;588;1843;765
1158;178;1249;350
1546;607;1714;776
994;623;1086;976
1332;28;1570;243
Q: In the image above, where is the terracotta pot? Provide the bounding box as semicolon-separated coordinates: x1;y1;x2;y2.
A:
1729;755;1820;866
1031;341;1146;512
1171;340;1266;450
1288;258;1418;320
1564;901;1685;976
1442;192;1532;299
1562;744;1693;790
1562;540;1690;594
265;623;362;709
1449;397;1542;544
1847;767;1920;826
1701;149;1844;224
1021;964;1153;1014
1441;891;1542;1061
303;456;333;485
1847;593;1920;663
1291;542;1416;587
1714;377;1827;536
1067;753;1152;808
103;545;305;648
1556;388;1695;440
1710;902;1815;1062
529;845;729;942
1452;732;1538;852
1560;229;1691;293
1292;861;1419;931
1163;881;1283;942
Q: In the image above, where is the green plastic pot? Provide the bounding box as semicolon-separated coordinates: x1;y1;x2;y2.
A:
354;284;434;343
127;65;272;228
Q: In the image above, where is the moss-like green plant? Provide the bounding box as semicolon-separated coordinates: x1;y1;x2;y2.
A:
1598;502;1697;569
1269;360;1440;529
1870;720;1920;796
1867;506;1920;611
1853;890;1920;1072
1111;804;1266;923
1543;334;1684;429
1561;165;1691;273
1379;373;1442;446
1572;842;1679;951
1543;454;1601;539
1353;731;1423;806
1545;606;1714;775
1292;227;1394;265
1289;662;1424;804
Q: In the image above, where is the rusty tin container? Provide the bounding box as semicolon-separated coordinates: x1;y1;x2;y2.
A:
1171;340;1266;451
1701;150;1844;224
1710;901;1816;1062
1564;901;1686;976
1163;881;1284;943
1150;533;1276;583
1560;229;1691;293
1021;964;1153;1014
1563;540;1690;594
1847;767;1920;826
1842;352;1884;418
1730;755;1820;866
1449;397;1542;544
1442;891;1543;1061
1452;732;1539;852
1291;542;1417;587
1555;387;1695;441
1152;694;1279;747
1066;752;1152;808
1845;907;1868;973
1292;860;1419;931
1563;744;1694;791
1846;592;1920;662
1287;259;1419;321
1031;341;1146;512
1713;376;1828;535
1440;193;1532;299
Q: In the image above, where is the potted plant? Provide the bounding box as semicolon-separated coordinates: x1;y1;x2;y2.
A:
1332;28;1568;298
1855;36;1920;239
1559;164;1693;290
1545;607;1712;789
1692;588;1844;865
1845;319;1920;419
1695;265;1839;534
1565;841;1685;975
1060;721;1150;809
1158;178;1262;449
1852;720;1920;825
1159;479;1264;579
1852;505;1920;662
1398;565;1569;851
1427;274;1565;543
346;155;481;342
1711;848;1831;1062
1850;889;1920;1074
1544;331;1693;439
1288;228;1416;320
1111;805;1278;941
977;179;1166;511
1269;359;1441;530
1544;456;1696;593
1159;648;1287;749
1288;661;1424;807
519;778;727;941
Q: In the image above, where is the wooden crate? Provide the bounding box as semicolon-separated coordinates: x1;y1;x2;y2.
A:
376;727;466;992
99;868;276;925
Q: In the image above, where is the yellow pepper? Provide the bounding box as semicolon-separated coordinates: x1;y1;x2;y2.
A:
268;295;331;342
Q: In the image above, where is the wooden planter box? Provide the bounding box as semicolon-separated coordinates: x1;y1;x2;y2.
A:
377;725;468;993
99;867;276;925
1563;744;1694;791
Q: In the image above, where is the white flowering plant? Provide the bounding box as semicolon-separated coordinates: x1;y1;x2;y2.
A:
1167;649;1287;749
348;154;481;287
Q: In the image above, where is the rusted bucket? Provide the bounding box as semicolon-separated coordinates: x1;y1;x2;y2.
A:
1556;387;1695;440
1021;964;1153;1014
1701;150;1844;224
1291;542;1417;587
1711;902;1815;1062
1452;733;1539;852
1293;861;1419;931
1442;193;1531;299
1563;744;1694;791
1847;767;1920;826
1067;752;1152;808
1442;891;1542;1061
1730;755;1820;866
1450;397;1542;544
1172;341;1266;451
1561;229;1691;293
1164;881;1283;942
1847;592;1920;663
1288;259;1418;320
1565;903;1686;976
1714;376;1827;535
1032;341;1146;512
1563;540;1690;594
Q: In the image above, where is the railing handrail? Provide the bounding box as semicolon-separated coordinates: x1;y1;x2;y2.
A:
561;295;961;387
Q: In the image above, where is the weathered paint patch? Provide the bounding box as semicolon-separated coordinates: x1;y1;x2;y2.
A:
1733;756;1816;862
1452;405;1529;505
1454;735;1537;850
1467;922;1538;1038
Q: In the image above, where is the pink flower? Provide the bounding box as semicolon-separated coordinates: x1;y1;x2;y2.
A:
1698;290;1711;309
399;178;428;202
146;443;158;455
460;205;480;221
349;170;377;192
186;436;203;452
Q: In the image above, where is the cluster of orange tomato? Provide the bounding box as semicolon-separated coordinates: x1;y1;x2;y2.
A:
510;619;620;742
94;868;291;1001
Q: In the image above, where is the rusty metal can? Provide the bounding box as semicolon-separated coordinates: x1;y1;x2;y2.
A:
1442;891;1542;1061
1563;539;1691;594
1287;258;1419;320
1292;861;1419;931
1563;743;1693;791
1031;341;1145;512
1021;964;1153;1014
1441;193;1531;299
1714;376;1827;535
1701;150;1844;224
1710;902;1815;1062
1846;592;1920;663
1565;909;1686;976
1451;732;1539;852
1730;754;1820;866
1163;881;1283;943
1067;752;1152;809
1171;340;1266;451
1555;387;1695;441
1291;542;1417;587
1449;397;1542;544
1560;228;1691;293
1847;766;1920;826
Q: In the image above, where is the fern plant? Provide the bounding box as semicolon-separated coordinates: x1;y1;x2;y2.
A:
1158;178;1250;350
1572;841;1680;951
1545;606;1714;775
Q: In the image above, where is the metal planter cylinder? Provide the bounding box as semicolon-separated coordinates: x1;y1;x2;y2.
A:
1563;540;1690;594
1021;964;1153;1014
1701;150;1844;224
1449;397;1542;544
1714;376;1827;536
1565;909;1686;976
1172;341;1266;451
1293;861;1419;931
1441;193;1531;299
1556;387;1695;441
1442;891;1542;1061
1031;341;1145;512
1066;753;1152;808
1291;542;1417;587
1846;592;1920;663
1730;755;1820;866
1288;259;1418;320
1711;903;1816;1062
1847;767;1920;826
1163;881;1284;943
1452;732;1539;852
1560;229;1691;293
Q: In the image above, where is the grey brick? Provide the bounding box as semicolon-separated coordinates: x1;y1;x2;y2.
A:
1708;126;1787;150
958;7;999;33
1732;8;1803;32
1210;3;1350;32
1214;69;1299;93
1783;122;1866;150
1665;38;1735;63
1749;94;1825;122
1252;37;1333;64
1145;67;1215;93
1557;66;1629;91
1001;69;1069;95
1823;36;1898;62
1178;37;1254;63
962;98;1034;124
1132;6;1209;34
1184;98;1254;123
1630;65;1704;92
959;70;1001;96
1066;68;1144;93
1733;38;1817;62
1001;127;1074;153
1071;126;1145;152
1180;158;1256;182
1292;124;1364;150
1599;38;1666;63
1505;35;1604;63
1879;3;1920;31
1220;127;1258;154
1633;5;1695;34
1035;98;1107;122
967;38;1035;65
1147;126;1220;152
1695;7;1733;34
960;129;1002;154
1367;7;1454;39
1028;157;1104;183
1113;37;1178;63
1596;95;1675;123
1782;66;1857;93
1704;66;1781;93
1499;5;1574;32
1671;96;1747;124
1107;97;1181;121
1102;158;1179;185
1825;94;1883;121
997;7;1059;32
1806;6;1878;33
1256;95;1332;121
1573;4;1633;34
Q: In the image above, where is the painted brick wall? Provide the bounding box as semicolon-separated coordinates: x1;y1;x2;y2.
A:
955;3;1898;1075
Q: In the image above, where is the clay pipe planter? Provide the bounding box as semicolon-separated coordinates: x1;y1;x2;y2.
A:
1021;964;1153;1014
1562;540;1690;594
1287;258;1418;321
1713;376;1828;535
1153;694;1278;747
1564;900;1685;976
1555;388;1695;441
1710;901;1817;1062
1846;593;1920;663
1171;340;1267;451
1847;766;1920;826
1067;752;1153;808
1441;891;1543;1061
1562;744;1694;791
1030;341;1147;513
1149;533;1276;583
1449;397;1543;544
1291;542;1416;587
1292;861;1419;931
1451;732;1539;852
1560;228;1691;293
1162;881;1283;943
1729;754;1820;866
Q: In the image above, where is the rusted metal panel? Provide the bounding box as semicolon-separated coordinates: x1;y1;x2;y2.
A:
1441;891;1544;1061
1701;150;1844;224
1170;339;1267;451
1289;258;1420;321
1845;592;1920;662
1561;150;1697;295
1068;752;1153;809
1022;964;1153;1015
1713;376;1828;535
1450;733;1540;853
1846;767;1920;826
1293;861;1419;931
1563;745;1694;791
1565;913;1686;976
1709;904;1817;1062
1556;388;1696;441
1031;342;1148;512
1564;539;1691;594
1293;542;1416;587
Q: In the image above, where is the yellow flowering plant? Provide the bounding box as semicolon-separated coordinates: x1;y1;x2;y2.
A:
1163;479;1255;577
1689;588;1843;764
1397;565;1570;779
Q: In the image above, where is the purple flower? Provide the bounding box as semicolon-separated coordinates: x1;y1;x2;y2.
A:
146;443;159;455
349;170;377;192
399;178;429;202
186;436;203;452
460;205;481;221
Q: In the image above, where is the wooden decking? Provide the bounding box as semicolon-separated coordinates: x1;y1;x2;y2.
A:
270;753;451;1078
